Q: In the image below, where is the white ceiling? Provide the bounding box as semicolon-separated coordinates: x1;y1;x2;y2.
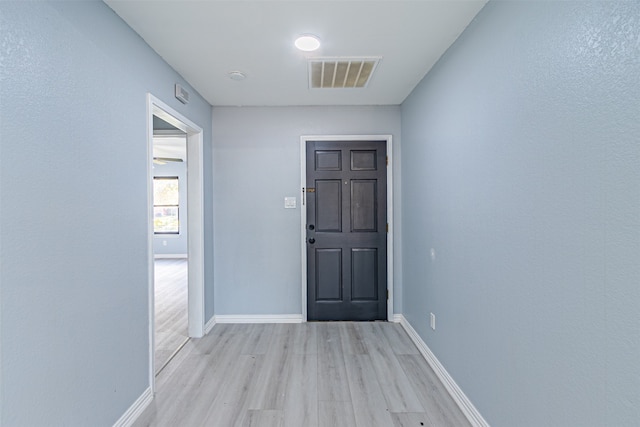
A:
105;0;487;107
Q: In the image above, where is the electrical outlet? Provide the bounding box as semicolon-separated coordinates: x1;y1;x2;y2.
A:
430;248;436;261
430;313;436;330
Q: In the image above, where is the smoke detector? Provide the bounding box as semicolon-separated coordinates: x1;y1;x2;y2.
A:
228;71;247;81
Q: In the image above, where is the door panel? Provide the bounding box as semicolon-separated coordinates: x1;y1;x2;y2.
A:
316;180;342;232
350;150;377;170
315;249;342;301
351;180;377;232
306;140;387;321
351;248;378;300
315;150;342;171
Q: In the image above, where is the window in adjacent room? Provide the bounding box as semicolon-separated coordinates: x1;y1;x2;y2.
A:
153;177;179;234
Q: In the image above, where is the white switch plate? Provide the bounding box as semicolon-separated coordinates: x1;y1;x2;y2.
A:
284;197;297;209
430;313;436;330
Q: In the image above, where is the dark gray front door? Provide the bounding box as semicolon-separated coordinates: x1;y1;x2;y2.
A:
306;140;387;321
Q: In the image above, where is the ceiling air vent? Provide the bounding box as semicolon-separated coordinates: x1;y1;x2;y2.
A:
309;57;381;89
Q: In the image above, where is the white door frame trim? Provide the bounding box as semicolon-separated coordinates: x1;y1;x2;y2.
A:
146;94;205;391
300;135;394;322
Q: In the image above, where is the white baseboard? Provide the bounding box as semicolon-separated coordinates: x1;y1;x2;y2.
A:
204;315;216;334
392;314;403;323
213;314;304;324
112;387;153;427
396;314;490;427
154;254;188;259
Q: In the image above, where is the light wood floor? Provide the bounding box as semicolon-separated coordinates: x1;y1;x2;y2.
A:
154;258;188;373
135;322;470;427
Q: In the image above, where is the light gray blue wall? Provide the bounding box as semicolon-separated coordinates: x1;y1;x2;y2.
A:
401;1;640;426
0;1;213;425
153;161;188;256
212;106;402;316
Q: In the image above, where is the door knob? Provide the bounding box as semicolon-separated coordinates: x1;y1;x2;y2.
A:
308;238;315;244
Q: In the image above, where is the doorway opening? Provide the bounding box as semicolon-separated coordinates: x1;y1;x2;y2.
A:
152;125;188;374
147;94;205;389
300;135;394;322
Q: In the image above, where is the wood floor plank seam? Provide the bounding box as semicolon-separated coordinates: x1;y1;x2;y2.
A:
133;322;470;427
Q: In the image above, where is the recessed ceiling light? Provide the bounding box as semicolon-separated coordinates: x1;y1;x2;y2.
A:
228;71;246;81
295;35;320;52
